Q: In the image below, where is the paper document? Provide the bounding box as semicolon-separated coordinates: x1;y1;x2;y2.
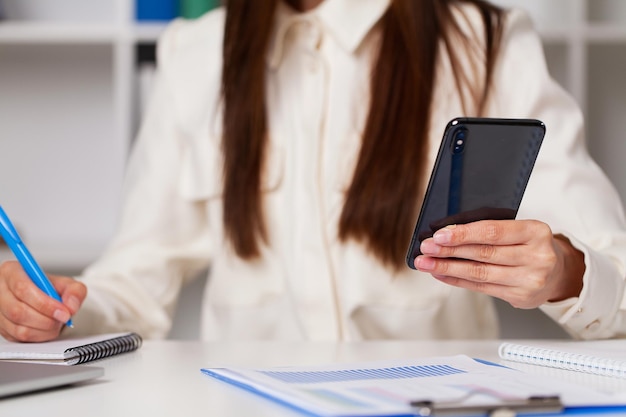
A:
202;355;626;417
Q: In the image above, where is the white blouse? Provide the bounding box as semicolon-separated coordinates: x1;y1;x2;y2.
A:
69;0;626;341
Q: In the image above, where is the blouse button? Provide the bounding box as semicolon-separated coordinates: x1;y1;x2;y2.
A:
301;19;322;51
585;319;600;331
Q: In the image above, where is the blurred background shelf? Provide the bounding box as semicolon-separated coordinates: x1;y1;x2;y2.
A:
0;22;119;43
0;244;104;273
0;22;166;44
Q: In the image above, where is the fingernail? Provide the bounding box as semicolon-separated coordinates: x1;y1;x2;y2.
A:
53;309;70;324
415;256;435;271
420;239;440;255
66;296;81;313
434;227;453;244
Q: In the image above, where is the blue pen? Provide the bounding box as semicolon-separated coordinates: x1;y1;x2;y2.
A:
0;205;73;327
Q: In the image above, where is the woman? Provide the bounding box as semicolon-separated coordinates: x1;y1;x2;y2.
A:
1;0;625;342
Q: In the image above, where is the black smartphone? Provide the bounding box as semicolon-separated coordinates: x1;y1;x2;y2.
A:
405;117;545;269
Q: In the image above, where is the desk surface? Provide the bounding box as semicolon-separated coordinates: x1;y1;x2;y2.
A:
1;339;625;417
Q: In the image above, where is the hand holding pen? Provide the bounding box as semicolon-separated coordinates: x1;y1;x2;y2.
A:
0;205;87;342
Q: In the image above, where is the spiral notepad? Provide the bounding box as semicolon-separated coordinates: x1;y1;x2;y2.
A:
0;332;142;365
499;340;626;379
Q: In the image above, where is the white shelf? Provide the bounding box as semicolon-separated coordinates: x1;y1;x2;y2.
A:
0;244;104;274
0;21;168;44
0;22;118;44
132;22;168;43
585;25;626;43
537;25;626;44
536;28;574;44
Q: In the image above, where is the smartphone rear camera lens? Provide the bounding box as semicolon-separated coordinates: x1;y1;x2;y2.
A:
452;129;467;154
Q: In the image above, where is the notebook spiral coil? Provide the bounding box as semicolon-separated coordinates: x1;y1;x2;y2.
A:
499;342;626;379
65;333;143;365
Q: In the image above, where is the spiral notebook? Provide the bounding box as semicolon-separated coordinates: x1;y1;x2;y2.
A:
499;340;626;379
0;332;142;365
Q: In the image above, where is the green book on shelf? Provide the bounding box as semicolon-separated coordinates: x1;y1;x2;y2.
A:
180;0;221;19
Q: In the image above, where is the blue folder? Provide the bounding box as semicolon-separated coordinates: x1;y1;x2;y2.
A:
201;357;626;417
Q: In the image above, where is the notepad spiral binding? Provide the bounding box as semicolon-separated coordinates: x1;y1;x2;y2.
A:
65;333;143;365
499;343;626;379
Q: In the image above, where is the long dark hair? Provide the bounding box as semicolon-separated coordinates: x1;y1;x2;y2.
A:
221;0;503;270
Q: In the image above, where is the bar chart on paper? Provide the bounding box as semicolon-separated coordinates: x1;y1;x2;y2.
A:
256;364;470;411
259;364;466;383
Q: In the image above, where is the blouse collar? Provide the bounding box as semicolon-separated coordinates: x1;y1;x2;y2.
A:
267;0;391;69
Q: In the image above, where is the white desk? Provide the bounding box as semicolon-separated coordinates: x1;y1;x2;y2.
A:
1;340;625;417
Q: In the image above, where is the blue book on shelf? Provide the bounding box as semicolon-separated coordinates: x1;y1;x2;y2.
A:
136;0;179;21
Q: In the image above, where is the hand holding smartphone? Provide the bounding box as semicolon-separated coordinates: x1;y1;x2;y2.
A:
405;117;545;269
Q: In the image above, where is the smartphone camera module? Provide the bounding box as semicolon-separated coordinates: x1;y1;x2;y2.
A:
451;128;467;154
